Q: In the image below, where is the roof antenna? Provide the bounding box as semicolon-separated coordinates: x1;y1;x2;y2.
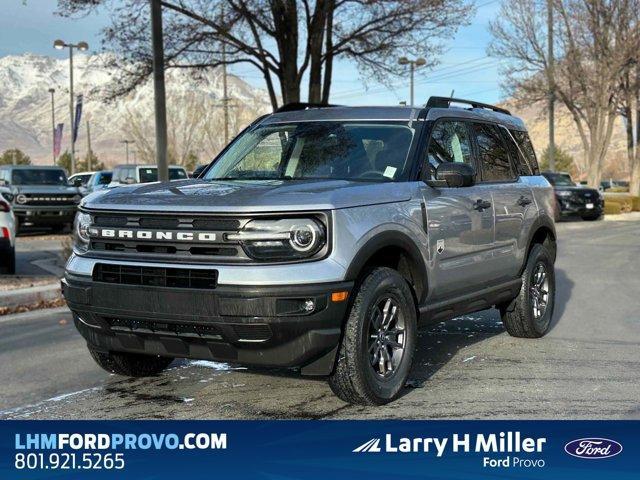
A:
450;90;455;98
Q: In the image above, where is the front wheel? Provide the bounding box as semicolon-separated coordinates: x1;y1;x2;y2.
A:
88;346;173;377
329;267;417;405
500;243;555;338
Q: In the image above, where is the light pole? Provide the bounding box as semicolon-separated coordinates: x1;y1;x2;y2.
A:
150;0;169;182
54;39;89;175
398;56;426;107
121;140;135;164
48;88;56;165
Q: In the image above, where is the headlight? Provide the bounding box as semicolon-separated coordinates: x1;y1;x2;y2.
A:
228;218;326;261
16;194;27;204
74;212;91;253
556;191;571;197
73;194;82;203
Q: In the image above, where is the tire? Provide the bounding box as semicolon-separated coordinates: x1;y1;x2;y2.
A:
581;213;601;221
500;243;555;338
87;346;173;377
329;267;417;405
0;246;16;275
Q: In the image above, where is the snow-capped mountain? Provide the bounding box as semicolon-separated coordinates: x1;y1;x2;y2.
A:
0;53;271;166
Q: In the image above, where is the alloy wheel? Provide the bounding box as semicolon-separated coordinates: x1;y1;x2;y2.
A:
367;297;406;378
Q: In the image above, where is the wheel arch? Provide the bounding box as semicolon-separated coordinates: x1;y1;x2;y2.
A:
521;215;557;274
344;231;428;305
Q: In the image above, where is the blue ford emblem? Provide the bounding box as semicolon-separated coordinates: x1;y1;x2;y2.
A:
564;438;622;459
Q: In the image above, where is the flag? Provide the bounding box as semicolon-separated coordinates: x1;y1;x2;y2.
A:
72;94;83;144
53;123;64;158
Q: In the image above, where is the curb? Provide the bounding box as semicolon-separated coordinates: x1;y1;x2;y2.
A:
0;282;62;309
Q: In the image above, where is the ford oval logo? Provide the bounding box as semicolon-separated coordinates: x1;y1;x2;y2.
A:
564;438;623;459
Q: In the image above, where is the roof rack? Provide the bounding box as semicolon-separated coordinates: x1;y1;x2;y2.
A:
426;96;511;116
275;102;341;113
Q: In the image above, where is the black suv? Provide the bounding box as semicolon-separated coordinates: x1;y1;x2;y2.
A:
542;171;603;221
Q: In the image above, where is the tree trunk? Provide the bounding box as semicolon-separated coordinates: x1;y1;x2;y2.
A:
272;0;300;106
632;64;640;196
307;0;327;104
321;0;334;105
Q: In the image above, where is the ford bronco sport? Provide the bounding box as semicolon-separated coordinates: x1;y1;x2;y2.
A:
63;97;557;405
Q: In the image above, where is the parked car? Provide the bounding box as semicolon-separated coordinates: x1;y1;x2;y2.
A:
190;164;208;178
108;165;188;187
70;171;113;196
600;179;629;191
64;98;557;405
542;171;603;221
0;165;81;233
0;185;16;274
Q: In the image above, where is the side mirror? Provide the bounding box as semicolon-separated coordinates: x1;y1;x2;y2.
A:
73;178;83;187
427;163;475;188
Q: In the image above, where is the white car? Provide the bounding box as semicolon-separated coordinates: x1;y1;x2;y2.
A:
0;187;16;274
108;165;188;187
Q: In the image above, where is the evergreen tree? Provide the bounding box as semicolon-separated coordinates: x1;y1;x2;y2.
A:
0;148;31;166
539;147;576;175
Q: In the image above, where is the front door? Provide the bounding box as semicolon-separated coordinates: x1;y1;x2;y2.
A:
420;119;496;301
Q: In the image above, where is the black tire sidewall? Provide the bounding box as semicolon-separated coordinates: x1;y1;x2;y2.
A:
523;244;555;336
356;270;417;402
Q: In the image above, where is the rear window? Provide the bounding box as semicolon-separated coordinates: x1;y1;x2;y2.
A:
509;130;539;175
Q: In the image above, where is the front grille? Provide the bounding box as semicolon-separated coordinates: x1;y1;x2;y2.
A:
93;263;217;289
23;194;77;206
87;212;249;262
105;317;223;339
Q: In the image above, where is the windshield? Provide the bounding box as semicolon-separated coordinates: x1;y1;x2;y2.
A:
203;121;415;182
544;173;574;186
139;168;187;183
12;169;68;186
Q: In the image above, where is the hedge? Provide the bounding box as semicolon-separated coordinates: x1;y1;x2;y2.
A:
604;202;622;215
603;193;633;213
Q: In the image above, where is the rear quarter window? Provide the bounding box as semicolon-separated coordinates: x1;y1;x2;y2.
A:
509;130;539;175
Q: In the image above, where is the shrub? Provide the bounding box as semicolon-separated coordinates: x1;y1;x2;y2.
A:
632;196;640;212
603;193;633;213
604;202;622;215
608;186;629;193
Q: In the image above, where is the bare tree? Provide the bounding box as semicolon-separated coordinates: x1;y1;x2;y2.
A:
57;0;472;110
490;0;640;188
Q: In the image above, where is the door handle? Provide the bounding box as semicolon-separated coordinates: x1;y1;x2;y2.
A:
473;199;492;211
517;196;532;207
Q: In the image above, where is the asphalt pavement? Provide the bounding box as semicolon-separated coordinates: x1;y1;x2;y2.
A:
1;218;639;419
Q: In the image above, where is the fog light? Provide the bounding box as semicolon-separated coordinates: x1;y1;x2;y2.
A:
303;299;316;313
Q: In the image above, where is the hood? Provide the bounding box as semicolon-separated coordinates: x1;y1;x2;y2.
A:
11;185;80;195
83;179;412;213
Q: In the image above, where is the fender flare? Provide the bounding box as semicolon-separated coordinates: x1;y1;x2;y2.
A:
522;214;557;270
344;230;428;303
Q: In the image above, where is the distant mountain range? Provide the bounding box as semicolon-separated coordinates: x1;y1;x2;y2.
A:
0;53;271;167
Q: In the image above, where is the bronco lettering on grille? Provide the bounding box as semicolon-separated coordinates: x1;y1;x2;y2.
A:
88;228;218;242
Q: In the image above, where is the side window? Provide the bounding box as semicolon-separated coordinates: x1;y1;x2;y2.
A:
472;123;515;182
426;120;473;180
509;130;539;175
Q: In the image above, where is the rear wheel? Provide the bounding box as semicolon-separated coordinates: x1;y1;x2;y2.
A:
88;346;173;377
500;243;555;338
329;267;417;405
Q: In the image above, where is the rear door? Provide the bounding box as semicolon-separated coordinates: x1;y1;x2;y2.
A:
470;122;536;280
419;119;496;300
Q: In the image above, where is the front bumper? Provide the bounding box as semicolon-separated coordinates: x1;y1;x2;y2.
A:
63;271;353;376
13;205;77;225
556;197;603;216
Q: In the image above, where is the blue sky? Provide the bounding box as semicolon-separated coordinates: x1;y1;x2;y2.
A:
0;0;504;105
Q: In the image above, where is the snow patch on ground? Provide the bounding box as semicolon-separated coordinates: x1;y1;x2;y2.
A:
189;360;247;371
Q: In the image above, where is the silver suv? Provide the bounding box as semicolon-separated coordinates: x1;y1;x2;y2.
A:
63;97;557;405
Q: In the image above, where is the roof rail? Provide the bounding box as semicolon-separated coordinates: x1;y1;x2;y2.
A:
275;102;341;113
426;96;511;116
